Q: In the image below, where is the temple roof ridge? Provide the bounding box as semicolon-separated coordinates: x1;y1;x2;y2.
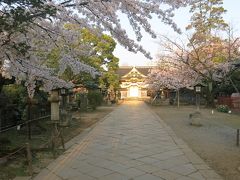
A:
119;65;154;68
117;65;155;77
122;66;147;79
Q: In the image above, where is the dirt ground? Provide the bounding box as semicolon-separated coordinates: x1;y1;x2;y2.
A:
150;104;240;180
0;105;115;180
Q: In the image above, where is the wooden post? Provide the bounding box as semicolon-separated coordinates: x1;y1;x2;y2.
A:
196;93;200;112
27;98;32;140
237;129;240;146
51;123;58;157
51;135;56;157
177;89;180;108
26;143;33;176
59;126;65;150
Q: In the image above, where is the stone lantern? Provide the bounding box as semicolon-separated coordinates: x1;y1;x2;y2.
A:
49;89;60;122
60;88;71;126
194;84;202;112
48;89;65;152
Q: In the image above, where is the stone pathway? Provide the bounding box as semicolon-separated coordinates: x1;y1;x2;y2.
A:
34;101;222;180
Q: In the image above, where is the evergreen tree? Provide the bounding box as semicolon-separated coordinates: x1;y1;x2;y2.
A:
186;0;228;45
46;26;119;91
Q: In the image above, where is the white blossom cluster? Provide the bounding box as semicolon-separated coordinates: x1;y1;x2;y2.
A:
0;20;100;97
146;59;198;91
53;0;191;58
1;0;192;58
59;54;101;78
0;0;193;97
158;36;236;87
1;59;74;98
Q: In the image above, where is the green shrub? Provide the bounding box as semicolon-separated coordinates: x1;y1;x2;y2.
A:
216;104;230;113
2;84;28;119
2;84;27;104
2;84;49;120
87;91;103;110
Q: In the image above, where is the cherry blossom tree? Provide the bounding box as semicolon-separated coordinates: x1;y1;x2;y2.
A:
154;0;240;107
0;21;100;97
0;0;193;97
157;34;239;106
146;58;197;106
1;0;191;58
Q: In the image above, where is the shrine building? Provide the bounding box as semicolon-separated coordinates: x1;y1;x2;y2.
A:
117;66;152;99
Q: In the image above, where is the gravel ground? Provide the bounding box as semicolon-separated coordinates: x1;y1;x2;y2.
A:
150;105;240;180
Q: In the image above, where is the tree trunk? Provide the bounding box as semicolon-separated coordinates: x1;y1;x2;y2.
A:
206;81;214;108
0;75;5;93
177;89;180;108
229;77;239;93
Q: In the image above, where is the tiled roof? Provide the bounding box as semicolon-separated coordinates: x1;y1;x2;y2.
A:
116;66;153;77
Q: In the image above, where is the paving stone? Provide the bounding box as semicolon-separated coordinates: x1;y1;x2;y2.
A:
75;154;89;161
194;164;211;170
67;174;96;180
98;173;129;180
199;169;222;179
176;176;195;180
104;162;128;172
169;163;197;176
118;167;146;178
75;162;99;174
107;155;130;164
135;164;160;173
124;152;146;159
184;152;205;165
137;156;160;164
84;166;113;178
188;171;205;180
34;101;222;180
150;149;184;161
56;168;88;179
152;169;182;180
153;155;190;169
120;160;145;168
133;173;164;180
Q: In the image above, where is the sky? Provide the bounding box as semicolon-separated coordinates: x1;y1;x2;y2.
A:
113;0;240;67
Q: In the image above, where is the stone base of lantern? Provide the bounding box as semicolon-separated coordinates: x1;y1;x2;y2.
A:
189;111;202;127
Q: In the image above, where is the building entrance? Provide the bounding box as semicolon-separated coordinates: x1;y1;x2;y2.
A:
129;86;139;97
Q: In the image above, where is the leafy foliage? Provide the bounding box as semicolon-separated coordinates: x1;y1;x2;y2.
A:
186;0;228;45
185;0;240;106
1;0;191;97
87;90;103;110
216;104;230;113
153;0;240;107
46;26;119;91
